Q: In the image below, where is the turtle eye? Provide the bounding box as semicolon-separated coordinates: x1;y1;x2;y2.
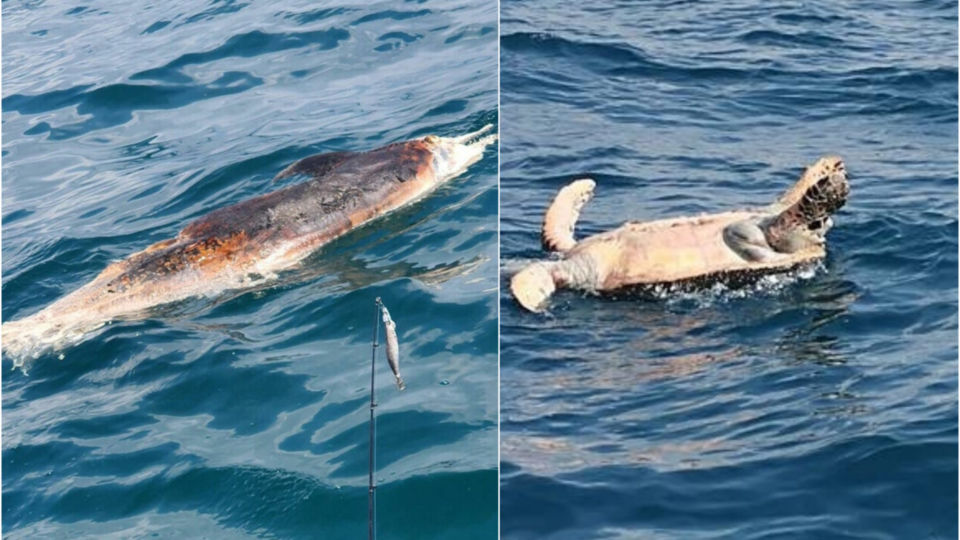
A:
808;219;823;231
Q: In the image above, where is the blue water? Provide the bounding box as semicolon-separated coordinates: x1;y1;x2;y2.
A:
2;1;497;538
500;1;957;539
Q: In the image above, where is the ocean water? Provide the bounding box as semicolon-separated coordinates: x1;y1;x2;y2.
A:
500;1;957;539
2;1;497;538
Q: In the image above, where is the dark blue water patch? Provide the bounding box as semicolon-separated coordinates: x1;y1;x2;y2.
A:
54;411;159;439
178;0;248;27
281;7;356;26
502;32;761;85
374;32;426;52
141;20;170;34
22;121;49;135
5;445;496;538
139;349;325;436
6;75;265;140
278;396;368;453
130;28;350;83
325;410;493;477
453;229;496;253
351;9;431;26
1;208;33;225
377;469;498;540
445;25;495;45
503;434;956;540
29;465;495;539
128;183;165;202
424;98;470;117
738;29;848;48
2;440;91;489
502;31;957;123
3;84;96;115
81;442;187;478
378;31;422;44
772;11;850;25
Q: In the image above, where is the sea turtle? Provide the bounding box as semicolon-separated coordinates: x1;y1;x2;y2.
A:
2;125;497;362
510;156;849;312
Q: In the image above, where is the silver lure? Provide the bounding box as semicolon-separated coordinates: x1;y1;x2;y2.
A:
380;303;404;391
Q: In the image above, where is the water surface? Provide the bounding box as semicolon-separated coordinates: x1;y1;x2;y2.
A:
3;1;498;538
500;1;957;538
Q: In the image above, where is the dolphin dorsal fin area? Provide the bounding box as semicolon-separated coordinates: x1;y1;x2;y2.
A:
273;151;355;182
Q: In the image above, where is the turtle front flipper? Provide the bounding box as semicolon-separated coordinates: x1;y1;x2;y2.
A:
542;179;596;252
722;220;779;262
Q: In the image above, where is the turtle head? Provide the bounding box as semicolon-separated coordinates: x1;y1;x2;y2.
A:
422;124;498;183
773;156;850;238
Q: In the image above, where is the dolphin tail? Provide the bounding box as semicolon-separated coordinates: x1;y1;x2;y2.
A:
2;310;106;369
2;316;55;368
542;179;596;253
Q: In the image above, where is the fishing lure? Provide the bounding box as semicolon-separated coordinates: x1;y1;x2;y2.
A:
380;303;405;391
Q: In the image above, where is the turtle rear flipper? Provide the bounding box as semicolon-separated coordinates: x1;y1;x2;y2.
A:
542;179;596;252
510;262;557;312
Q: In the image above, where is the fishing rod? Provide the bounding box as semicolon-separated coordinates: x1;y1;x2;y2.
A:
369;298;380;540
369;297;404;540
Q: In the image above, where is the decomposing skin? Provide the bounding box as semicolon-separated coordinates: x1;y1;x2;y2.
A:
3;125;497;363
380;303;404;391
511;156;849;312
